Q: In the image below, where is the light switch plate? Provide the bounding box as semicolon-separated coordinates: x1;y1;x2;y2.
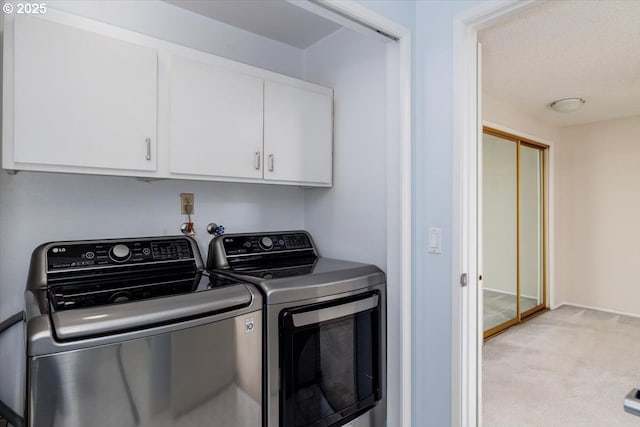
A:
428;227;442;254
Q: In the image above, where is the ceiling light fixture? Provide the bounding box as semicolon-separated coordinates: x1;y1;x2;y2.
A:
549;97;586;113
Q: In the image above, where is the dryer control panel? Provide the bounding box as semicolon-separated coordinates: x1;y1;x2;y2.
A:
221;233;312;256
207;231;317;270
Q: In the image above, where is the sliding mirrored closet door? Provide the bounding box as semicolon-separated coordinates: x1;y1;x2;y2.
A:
483;128;547;338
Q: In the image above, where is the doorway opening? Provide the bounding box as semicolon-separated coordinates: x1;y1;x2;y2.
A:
454;1;640;425
482;127;548;338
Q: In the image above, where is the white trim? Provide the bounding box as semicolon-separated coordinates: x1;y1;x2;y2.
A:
455;0;540;30
314;0;409;38
547;138;555;310
555;303;640;320
475;43;484;427
452;16;481;427
300;2;412;426
550;301;564;310
292;0;399;43
452;2;543;427
483;288;538;300
397;29;413;427
482;121;554;146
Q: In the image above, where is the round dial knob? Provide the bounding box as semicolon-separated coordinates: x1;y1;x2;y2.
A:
109;244;131;262
259;236;273;250
110;291;131;304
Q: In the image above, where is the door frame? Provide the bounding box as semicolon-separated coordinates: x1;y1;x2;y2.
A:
451;1;541;426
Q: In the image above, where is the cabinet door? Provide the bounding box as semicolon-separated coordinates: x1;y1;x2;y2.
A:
170;55;264;179
13;15;157;171
264;81;333;186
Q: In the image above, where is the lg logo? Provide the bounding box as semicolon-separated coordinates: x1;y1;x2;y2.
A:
245;318;255;334
51;247;67;254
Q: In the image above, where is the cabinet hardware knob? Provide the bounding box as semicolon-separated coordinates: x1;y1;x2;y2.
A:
145;137;151;161
255;152;261;170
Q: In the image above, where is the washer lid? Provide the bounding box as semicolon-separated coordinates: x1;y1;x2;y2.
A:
50;282;254;341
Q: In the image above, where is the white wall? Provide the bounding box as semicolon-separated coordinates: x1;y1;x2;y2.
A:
411;2;485;424
302;28;387;270
484;94;560;143
0;0;308;414
484;97;640;316
554;116;640;316
48;0;305;78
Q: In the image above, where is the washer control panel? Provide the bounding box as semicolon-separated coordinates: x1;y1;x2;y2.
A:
222;232;312;256
47;238;194;271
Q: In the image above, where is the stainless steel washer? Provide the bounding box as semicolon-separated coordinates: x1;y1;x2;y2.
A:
208;231;386;427
25;236;262;427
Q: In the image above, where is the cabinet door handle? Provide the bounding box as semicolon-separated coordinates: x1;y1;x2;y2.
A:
255;152;261;170
145;137;151;161
268;154;274;172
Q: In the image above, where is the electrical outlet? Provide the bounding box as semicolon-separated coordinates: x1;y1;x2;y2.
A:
180;193;194;215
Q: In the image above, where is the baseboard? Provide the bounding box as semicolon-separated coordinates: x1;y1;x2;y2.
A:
484;287;513;295
484;287;538;300
554;302;640;319
550;301;565;310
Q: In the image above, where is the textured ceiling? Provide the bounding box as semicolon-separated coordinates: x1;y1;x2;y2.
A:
479;0;640;128
163;0;341;49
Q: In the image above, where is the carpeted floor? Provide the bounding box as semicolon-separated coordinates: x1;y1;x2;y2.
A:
483;305;640;426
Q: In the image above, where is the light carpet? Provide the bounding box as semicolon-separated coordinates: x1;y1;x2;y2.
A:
483;305;640;426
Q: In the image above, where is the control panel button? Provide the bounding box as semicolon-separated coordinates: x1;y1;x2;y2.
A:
260;236;274;250
109;244;131;262
85;251;95;260
283;234;311;250
150;240;192;261
142;247;151;256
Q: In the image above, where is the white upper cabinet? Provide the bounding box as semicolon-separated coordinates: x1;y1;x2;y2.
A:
170;56;333;186
170;55;263;179
12;15;157;172
4;10;333;186
264;81;333;186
